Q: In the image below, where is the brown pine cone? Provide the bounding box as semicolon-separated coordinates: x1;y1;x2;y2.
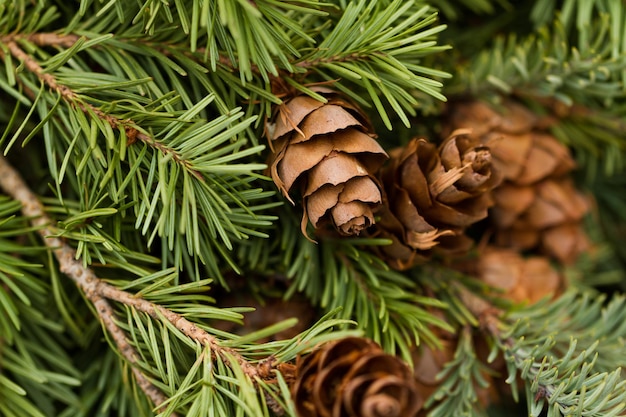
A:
491;179;590;264
292;337;423;417
462;246;563;304
267;87;387;238
446;99;590;264
374;129;501;270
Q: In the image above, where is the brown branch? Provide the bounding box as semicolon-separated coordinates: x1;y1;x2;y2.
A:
2;33;81;48
0;36;204;181
0;154;177;415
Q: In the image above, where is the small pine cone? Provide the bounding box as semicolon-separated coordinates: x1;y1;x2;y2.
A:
463;246;563;304
267;87;387;238
445;99;590;264
374;129;501;270
292;337;423;417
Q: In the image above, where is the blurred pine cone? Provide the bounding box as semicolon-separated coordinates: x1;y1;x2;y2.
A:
267;87;387;238
446;99;590;264
461;246;563;304
292;337;423;417
373;129;501;270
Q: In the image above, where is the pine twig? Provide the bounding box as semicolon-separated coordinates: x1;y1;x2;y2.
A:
8;33;80;48
0;36;204;180
0;154;262;412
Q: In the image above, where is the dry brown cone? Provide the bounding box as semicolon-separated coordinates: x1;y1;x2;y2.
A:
461;246;563;304
267;87;387;238
292;337;423;417
446;99;591;264
373;129;502;270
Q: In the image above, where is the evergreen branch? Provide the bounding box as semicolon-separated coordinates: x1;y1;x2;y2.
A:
0;154;177;415
1;36;204;180
483;291;626;416
431;275;626;416
0;152;270;380
447;17;626;103
92;0;326;82
1;32;276;280
296;0;450;128
94;294;173;413
424;327;491;417
97;284;259;380
0;150;308;414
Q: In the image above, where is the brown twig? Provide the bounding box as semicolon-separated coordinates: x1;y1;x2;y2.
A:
2;33;80;48
0;36;204;181
97;283;259;378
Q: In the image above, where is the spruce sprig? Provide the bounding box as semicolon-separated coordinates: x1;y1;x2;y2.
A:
496;291;626;417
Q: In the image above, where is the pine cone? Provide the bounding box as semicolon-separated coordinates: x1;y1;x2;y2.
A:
462;246;563;304
292;337;423;417
374;129;501;270
267;87;387;238
446;99;590;264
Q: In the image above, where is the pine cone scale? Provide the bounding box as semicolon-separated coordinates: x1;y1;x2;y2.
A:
278;136;335;191
298;105;363;141
273;96;326;140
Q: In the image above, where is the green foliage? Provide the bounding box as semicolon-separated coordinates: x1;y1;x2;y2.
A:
0;1;626;417
447;17;626;104
0;197;81;417
498;291;626;416
424;328;491;417
236;208;452;363
292;0;450;129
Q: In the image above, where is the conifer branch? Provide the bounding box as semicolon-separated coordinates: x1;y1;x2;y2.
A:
0;154;177;415
96;284;260;379
0;154;264;413
92;294;174;413
1;37;204;180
